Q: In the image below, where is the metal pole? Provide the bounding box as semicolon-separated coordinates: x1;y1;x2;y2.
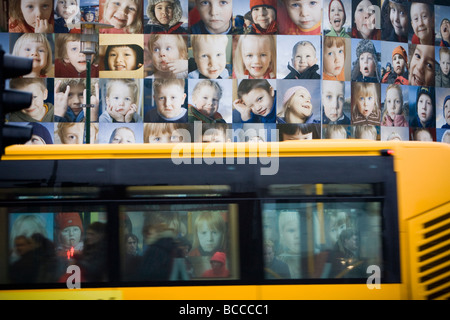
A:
85;56;91;144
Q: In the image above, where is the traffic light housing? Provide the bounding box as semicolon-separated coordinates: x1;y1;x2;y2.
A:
0;47;34;155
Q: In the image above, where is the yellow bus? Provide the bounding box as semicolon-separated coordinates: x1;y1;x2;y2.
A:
0;140;449;300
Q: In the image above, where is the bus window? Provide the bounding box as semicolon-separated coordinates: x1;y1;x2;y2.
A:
262;202;383;280
120;204;240;282
4;208;108;285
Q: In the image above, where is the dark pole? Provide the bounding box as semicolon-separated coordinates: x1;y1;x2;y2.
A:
85;55;91;144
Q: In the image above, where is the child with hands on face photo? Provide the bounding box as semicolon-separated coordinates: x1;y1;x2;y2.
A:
352;0;380;40
54;0;81;33
54;78;100;122
233;79;276;123
9;0;54;33
99;79;142;123
7;78;54;122
146;34;188;78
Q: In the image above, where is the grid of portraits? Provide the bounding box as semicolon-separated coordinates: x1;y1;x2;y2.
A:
2;0;450;144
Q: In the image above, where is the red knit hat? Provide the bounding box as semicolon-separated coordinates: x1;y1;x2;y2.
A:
250;0;277;11
210;251;227;264
56;212;83;233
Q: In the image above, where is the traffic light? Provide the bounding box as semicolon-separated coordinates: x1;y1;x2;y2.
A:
0;47;34;155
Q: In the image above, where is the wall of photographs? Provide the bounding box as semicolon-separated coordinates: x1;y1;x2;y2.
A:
2;0;450;144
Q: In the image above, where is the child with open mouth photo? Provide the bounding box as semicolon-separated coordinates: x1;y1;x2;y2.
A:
351;39;381;83
325;0;350;38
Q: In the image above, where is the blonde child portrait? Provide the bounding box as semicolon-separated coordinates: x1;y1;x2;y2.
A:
143;123;188;143
233;35;276;79
277;86;319;124
146;34;188;78
381;84;407;126
284;40;320;79
322;36;346;81
189;211;227;257
278;0;323;35
354;124;378;140
109;126;136;144
189;35;231;79
188;80;226;123
351;82;381;126
9;0;54;33
99;79;143;123
99;0;143;33
324;124;348;139
12;33;53;78
7;78;53;122
145;78;187;122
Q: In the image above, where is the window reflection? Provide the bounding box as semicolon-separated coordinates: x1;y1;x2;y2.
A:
121;204;239;282
7;210;108;284
262;202;382;280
